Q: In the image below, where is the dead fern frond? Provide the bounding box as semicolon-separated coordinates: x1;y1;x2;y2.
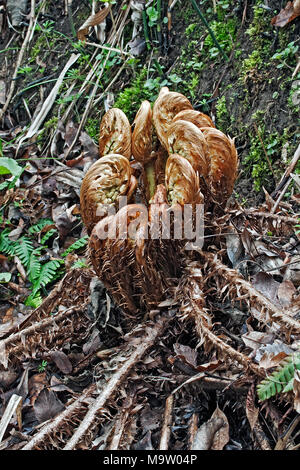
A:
177;264;265;377
202;252;300;334
62;313;171;450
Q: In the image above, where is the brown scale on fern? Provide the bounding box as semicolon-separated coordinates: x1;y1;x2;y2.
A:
166;119;209;182
153;89;193;149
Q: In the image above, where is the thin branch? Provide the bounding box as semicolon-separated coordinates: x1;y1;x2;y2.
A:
0;0;36;122
159;394;174;450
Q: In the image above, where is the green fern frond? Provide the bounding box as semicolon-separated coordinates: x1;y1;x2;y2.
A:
62;236;88;257
0;229;17;256
40;228;57;245
31;259;64;296
27;249;42;284
25;292;43;308
29;218;54;235
257;353;300;401
14;237;34;268
71;259;89;269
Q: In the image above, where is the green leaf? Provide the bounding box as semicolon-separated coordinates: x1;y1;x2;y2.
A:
40;228;57;245
29;218;54;235
0;272;12;283
0;158;23;176
257;353;300;401
25;292;43;308
27;249;42;284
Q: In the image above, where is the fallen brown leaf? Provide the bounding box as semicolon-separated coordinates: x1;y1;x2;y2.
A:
210;406;230;450
271;0;300;27
191;406;229;450
48;350;73;374
33;388;65;424
77;7;110;42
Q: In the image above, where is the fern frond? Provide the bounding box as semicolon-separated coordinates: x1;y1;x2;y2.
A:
29;218;54;235
257;353;300;401
25;292;43;308
40;228;57;245
0;229;17;256
27;249;42;284
14;237;34;268
32;259;64;296
62;236;88;257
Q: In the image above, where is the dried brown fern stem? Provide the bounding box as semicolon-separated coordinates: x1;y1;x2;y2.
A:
178;264;265;377
21;384;97;450
0;302;90;369
202;252;300;334
63;313;171;450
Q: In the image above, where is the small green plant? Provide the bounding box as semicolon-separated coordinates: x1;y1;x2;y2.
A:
0;158;24;192
271;42;299;69
197;93;212;114
38;360;48;372
257;353;300;401
17;65;34;75
0;222;65;307
203;18;237;58
241;50;263;80
35;20;55;35
146;5;158;27
114;68;156;119
215;95;229;131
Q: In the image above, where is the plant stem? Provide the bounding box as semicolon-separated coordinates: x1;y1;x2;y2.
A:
142;8;151;50
145;160;157;201
190;0;229;62
157;0;162;51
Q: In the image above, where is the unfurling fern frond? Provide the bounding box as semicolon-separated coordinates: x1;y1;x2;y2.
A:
62;236;88;257
257;353;300;401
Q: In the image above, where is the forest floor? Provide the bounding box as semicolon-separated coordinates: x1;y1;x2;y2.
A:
0;0;300;452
